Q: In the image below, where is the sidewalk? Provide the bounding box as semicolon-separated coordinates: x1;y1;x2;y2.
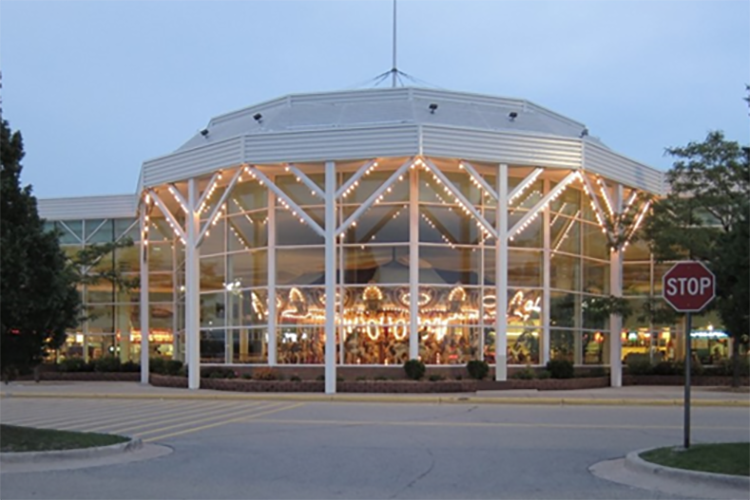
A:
1;381;748;407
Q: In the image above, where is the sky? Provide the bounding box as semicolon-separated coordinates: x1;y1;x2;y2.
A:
1;0;748;199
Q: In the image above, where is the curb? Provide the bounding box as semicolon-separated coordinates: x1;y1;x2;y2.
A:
0;438;142;464
2;391;749;407
625;448;750;490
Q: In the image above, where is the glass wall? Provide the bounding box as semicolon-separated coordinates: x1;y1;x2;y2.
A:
48;157;665;368
48;216;178;363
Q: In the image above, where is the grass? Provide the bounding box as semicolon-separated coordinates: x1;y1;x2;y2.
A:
0;424;129;453
640;442;750;477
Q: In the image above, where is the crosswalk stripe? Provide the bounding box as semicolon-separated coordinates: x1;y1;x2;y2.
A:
102;400;248;434
1;400;158;428
56;401;220;432
7;400;181;430
134;402;283;438
143;403;305;443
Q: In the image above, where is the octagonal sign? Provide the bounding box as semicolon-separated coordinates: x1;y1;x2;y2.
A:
663;261;716;312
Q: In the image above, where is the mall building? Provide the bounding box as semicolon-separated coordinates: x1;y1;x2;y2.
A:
38;87;728;393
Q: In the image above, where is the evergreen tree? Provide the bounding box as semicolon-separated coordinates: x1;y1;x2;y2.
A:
0;116;80;382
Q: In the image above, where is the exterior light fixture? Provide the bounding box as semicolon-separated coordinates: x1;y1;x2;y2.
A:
428;103;438;114
580;127;589;138
253;113;263;123
200;128;209;137
508;111;518;121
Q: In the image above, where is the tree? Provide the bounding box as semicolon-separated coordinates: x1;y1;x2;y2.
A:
644;130;749;386
0;117;80;382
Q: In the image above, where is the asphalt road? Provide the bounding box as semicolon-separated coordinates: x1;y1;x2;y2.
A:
1;398;748;499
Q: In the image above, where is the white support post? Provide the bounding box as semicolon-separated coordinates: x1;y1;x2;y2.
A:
82;284;90;363
186;178;201;390
542;179;551;365
324;161;337;394
610;184;624;388
495;164;508;381
409;166;419;360
139;204;150;384
267;188;277;365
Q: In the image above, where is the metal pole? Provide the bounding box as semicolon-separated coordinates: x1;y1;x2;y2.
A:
267;188;277;365
684;312;692;449
391;0;398;87
324;161;337;394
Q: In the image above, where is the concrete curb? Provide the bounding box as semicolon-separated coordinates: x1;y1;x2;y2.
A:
2;391;748;407
626;447;750;490
0;438;142;464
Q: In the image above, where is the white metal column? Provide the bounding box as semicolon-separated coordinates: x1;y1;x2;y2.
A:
609;184;624;388
267;189;277;365
542;179;551;365
409;166;419;360
495;164;508;381
139;206;150;384
186;179;201;390
324;161;337;394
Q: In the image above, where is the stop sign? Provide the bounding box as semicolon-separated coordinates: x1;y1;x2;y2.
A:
663;261;715;312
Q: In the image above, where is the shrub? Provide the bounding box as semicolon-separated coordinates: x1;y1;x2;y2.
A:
714;358;750;377
403;359;426;380
290;375;302;382
57;357;92;373
164;360;183;376
149;357;165;374
121;360;141;373
355;376;367;381
466;360;489;380
626;359;654;376
201;367;236;379
455;375;463;381
337;376;344;382
428;374;445;382
316;374;325;381
546;358;574;379
652;361;678;376
374;375;388;381
587;367;607;378
241;373;253;380
674;359;704;376
537;369;551;379
511;367;535;380
93;356;121;373
253;368;280;381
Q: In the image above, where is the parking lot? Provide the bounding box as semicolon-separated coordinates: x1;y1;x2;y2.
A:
2;390;748;499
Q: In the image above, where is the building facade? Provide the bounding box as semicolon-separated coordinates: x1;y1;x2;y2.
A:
39;87;729;393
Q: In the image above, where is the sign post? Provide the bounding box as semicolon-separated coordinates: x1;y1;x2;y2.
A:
662;261;716;449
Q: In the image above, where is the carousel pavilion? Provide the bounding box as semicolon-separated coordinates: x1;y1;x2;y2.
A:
39;86;691;394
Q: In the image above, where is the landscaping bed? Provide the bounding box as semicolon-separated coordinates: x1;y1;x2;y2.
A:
150;374;478;393
0;424;129;453
640;442;750;477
